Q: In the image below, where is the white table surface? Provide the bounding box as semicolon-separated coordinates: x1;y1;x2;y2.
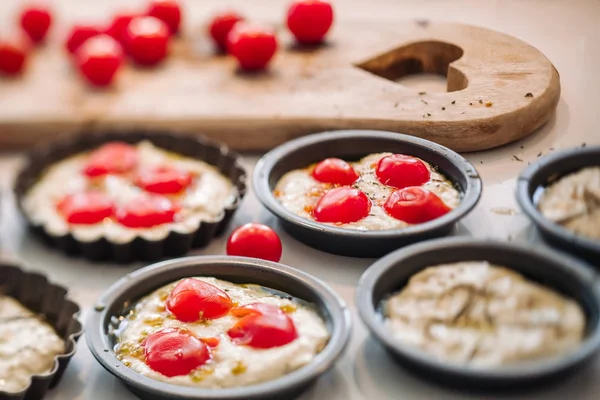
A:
1;0;600;399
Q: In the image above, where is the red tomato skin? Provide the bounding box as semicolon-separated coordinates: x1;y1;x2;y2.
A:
135;166;193;194
228;303;298;349
313;187;371;224
287;0;334;44
384;186;450;223
116;195;179;228
105;12;138;48
227;23;278;71
208;11;244;52
83;142;137;177
20;5;52;44
166;278;233;322
65;25;102;54
144;329;210;377
147;0;182;36
76;35;123;87
125;16;170;66
226;223;283;262
57;191;115;225
312;158;359;185
0;36;30;76
375;154;431;189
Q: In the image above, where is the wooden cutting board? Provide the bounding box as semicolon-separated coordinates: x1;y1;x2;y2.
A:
0;18;559;152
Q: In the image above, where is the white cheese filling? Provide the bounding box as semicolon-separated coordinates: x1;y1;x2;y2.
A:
114;277;330;388
23;141;237;244
274;153;460;230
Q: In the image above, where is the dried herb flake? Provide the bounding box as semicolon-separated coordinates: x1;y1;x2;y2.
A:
537;152;542;157
421;99;428;105
512;155;523;162
442;107;446;110
479;99;483;104
451;100;456;104
525;93;533;98
485;101;493;107
419;91;426;95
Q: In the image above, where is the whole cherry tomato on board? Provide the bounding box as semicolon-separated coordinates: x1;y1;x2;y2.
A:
384;186;450;223
76;35;124;87
312;158;359;185
166;278;233;322
65;24;102;54
226;223;283;262
125;16;170;66
83;142;137;177
208;11;244;53
228;303;298;349
0;35;30;76
19;3;53;44
313;186;371;224
57;191;115;225
375;154;430;189
227;23;278;71
147;0;182;36
105;11;138;47
116;194;180;228
286;0;334;45
135;165;193;194
144;329;210;377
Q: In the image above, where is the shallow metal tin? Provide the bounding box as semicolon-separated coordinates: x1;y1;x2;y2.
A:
356;237;600;391
86;256;352;400
14;130;247;264
516;146;600;264
0;263;83;400
253;130;482;258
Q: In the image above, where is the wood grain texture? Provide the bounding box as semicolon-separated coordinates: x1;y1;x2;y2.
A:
0;5;560;152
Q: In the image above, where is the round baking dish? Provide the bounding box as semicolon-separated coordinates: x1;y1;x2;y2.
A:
356;237;600;391
516;146;600;264
0;262;83;400
86;256;351;400
253;130;482;258
14;130;247;263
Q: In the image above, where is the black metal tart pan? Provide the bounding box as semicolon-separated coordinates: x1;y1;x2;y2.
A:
516;145;600;264
356;237;600;391
86;256;352;400
14;130;247;264
253;130;482;258
0;262;83;400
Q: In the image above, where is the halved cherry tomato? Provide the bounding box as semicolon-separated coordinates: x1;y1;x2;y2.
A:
76;35;124;87
144;328;210;377
147;0;182;36
19;3;52;44
166;278;233;322
384;186;450;223
228;302;298;349
230;302;281;318
0;35;30;76
311;158;358;185
226;223;282;262
116;194;179;228
83;142;137;177
125;16;170;66
375;154;430;189
57;191;114;225
227;23;278;71
135;165;193;194
208;11;244;53
286;0;334;45
313;186;370;223
65;24;102;54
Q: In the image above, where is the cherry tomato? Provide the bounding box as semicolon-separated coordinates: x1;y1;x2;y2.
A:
76;35;123;87
116;194;179;228
19;3;52;44
125;16;170;66
312;158;358;185
105;12;138;47
0;35;30;76
147;0;182;36
227;23;278;71
313;187;371;224
228;302;298;349
226;223;282;262
135;165;193;194
166;278;233;322
375;154;430;189
208;11;244;53
144;328;210;377
286;0;334;45
83;142;137;177
384;186;450;223
65;24;102;54
57;191;114;225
